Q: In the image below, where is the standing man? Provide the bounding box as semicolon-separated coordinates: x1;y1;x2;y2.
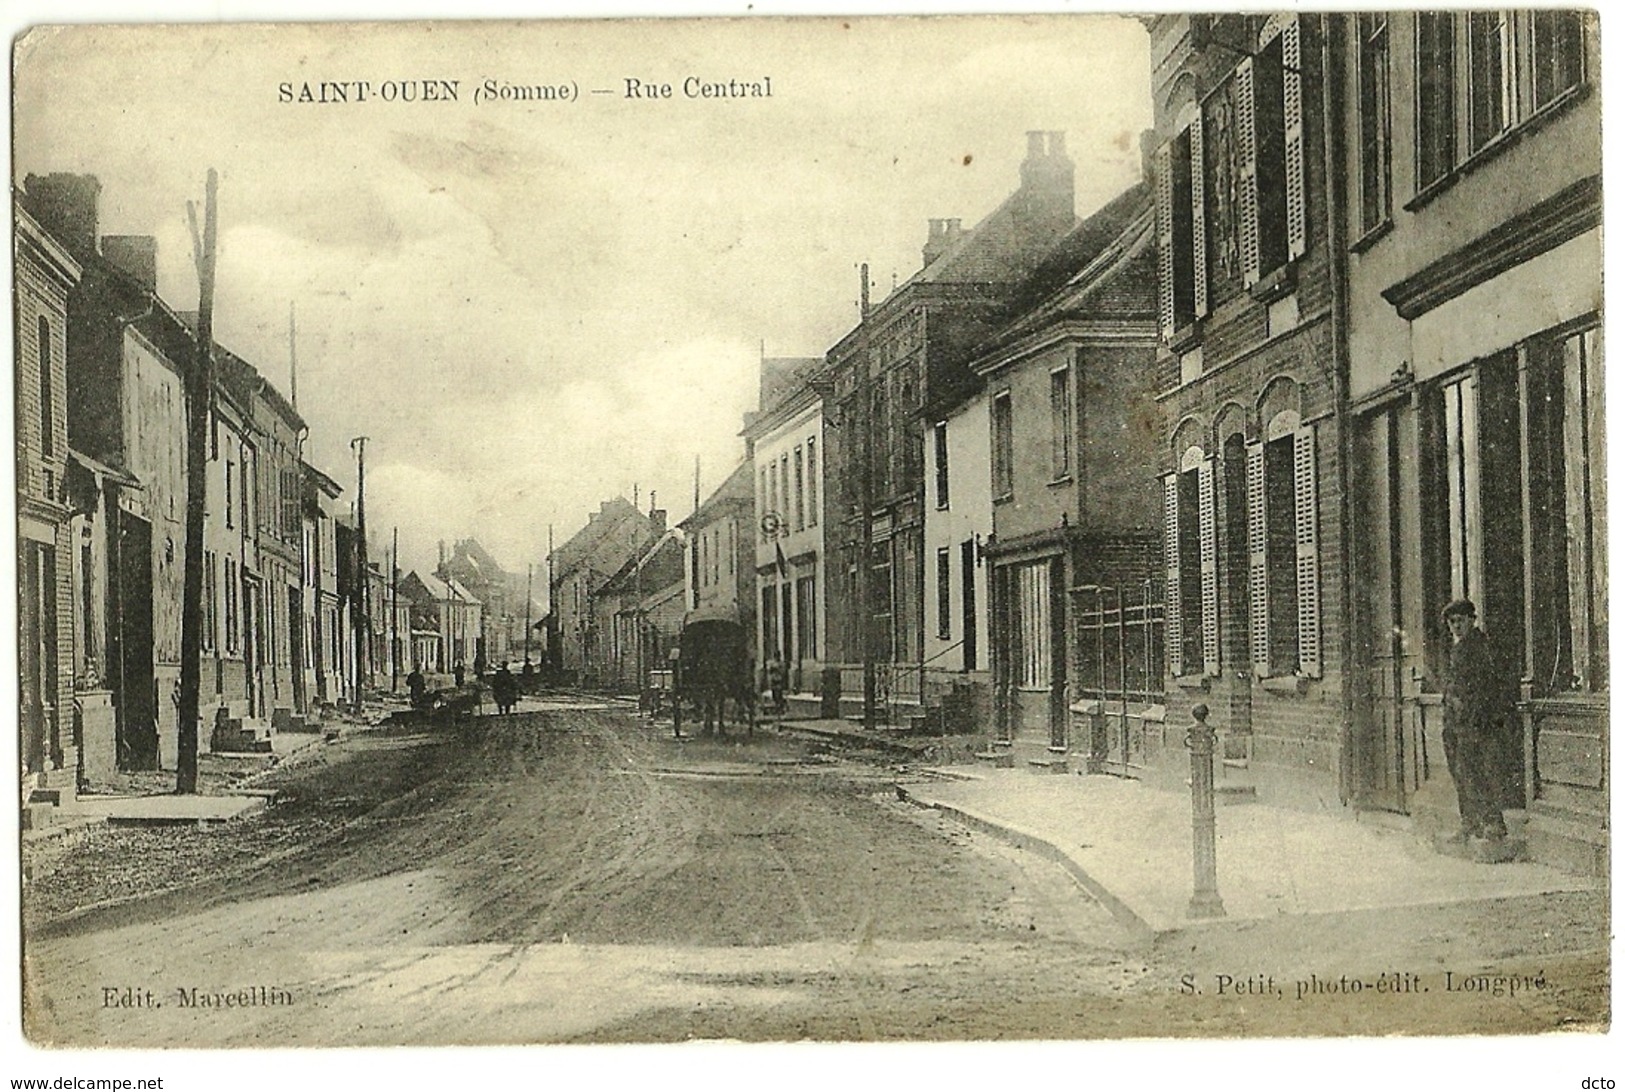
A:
1439;599;1517;857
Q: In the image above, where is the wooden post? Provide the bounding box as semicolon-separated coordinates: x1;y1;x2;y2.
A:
176;169;218;795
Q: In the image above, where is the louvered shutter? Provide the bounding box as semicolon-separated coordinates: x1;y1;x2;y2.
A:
1190;115;1209;319
1198;456;1220;676
1282;17;1307;261
1163;473;1183;677
1247;441;1270;676
1155;143;1175;342
1236;57;1261;288
1294;426;1322;677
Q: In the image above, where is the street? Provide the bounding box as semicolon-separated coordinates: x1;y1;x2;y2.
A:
22;700;1608;1046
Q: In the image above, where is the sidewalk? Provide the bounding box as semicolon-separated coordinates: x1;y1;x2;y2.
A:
897;767;1599;940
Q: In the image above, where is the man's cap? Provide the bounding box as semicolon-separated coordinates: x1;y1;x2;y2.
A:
1442;598;1478;621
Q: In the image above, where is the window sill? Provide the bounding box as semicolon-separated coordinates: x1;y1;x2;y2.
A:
1349;218;1393;255
1259;673;1310;695
1405;83;1591;214
1168;320;1202;354
1047;474;1073;489
1247;263;1297;305
1174;673;1210;692
992;492;1013;506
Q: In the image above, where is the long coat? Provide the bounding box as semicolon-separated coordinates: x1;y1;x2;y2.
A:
1442;626;1523;809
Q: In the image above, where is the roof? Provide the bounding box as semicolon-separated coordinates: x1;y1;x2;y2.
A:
970;183;1157;368
679;459;754;530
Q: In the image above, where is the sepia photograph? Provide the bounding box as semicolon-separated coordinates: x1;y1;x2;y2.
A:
8;1;1614;1084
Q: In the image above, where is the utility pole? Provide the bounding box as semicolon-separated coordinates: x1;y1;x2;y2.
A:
859;263;877;732
391;526;400;692
351;436;369;709
524;563;534;670
176;168;218;795
288;301;298;412
547;524;555;672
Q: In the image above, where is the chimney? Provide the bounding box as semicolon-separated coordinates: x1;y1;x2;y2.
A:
922;217;964;268
102;235;158;291
22;173;102;259
649;509;667;536
1016;131;1075;237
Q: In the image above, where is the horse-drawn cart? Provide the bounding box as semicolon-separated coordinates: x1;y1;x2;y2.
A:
672;614;755;738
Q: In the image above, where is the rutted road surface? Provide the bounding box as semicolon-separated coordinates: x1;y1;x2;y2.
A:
22;700;1607;1045
23;702;1137;1046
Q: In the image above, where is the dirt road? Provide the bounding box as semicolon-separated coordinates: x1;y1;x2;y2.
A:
22;700;1608;1045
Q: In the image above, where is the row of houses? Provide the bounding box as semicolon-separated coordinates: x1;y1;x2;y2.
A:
15;174;491;806
546;12;1603;877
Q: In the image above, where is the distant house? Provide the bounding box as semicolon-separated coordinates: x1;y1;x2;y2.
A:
398;570;482;675
302;460;347;707
548;497;666;684
24;173;195;772
679;458;756;636
15;200;81;787
597;528;686;691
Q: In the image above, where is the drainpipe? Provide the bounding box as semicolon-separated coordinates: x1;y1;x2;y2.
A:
1320;14;1357;807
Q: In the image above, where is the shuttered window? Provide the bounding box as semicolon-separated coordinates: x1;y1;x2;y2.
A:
1247;420;1321;678
806;436;818;526
1015;561;1051;689
1358;14;1393;235
1238;16;1305;285
1155;122;1202;342
1164;459;1219;678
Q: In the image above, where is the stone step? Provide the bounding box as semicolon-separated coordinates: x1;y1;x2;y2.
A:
1026;756;1071;774
973;749;1015;769
20;801;58;832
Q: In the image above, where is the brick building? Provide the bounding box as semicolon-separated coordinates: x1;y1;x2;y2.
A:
15;201;81;789
821;134;1080;718
1148;15;1347;806
548;496;663;684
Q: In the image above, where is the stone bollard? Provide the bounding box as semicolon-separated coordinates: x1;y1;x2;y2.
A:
1186;703;1226;919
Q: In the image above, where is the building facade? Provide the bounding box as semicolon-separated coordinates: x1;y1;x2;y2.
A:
15;203;81;786
822;134;1080;718
1149;14;1347;806
974;183;1162;766
747;388;826;699
1336;12;1603;870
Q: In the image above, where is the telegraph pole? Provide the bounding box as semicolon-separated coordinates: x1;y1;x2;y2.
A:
859;263;877;732
391;526;400;692
176;169;218;795
524;563;534;670
351;435;370;708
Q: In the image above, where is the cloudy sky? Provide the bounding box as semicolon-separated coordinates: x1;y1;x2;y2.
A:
14;15;1151;585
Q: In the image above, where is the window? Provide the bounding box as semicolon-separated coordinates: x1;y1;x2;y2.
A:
225;460;235;529
1050;366;1073;479
761;585;779;660
203;551;217;652
1156;122;1201;339
936;547;952;640
793;444;805;531
933;421;950;509
1526;324;1605;693
766;463;778;532
1163;455;1219;677
806;436;818;526
1247;417;1321;678
1468;11;1511;155
241;453;253;533
991;392;1013;500
796;575;817;659
1416;13;1457;189
225;557;239;654
1358;13;1393;235
780;454;790;530
1015;561;1051;689
1416;12;1586;194
37;317;53;457
1532;11;1585;111
760;468;770;539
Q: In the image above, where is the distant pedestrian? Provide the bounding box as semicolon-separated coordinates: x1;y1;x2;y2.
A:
766;656;786;716
493;664;518;715
407;667;427;709
454;662;466;689
1440;599;1517;850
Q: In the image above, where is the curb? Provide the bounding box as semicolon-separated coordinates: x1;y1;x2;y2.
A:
895;783;1156;943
